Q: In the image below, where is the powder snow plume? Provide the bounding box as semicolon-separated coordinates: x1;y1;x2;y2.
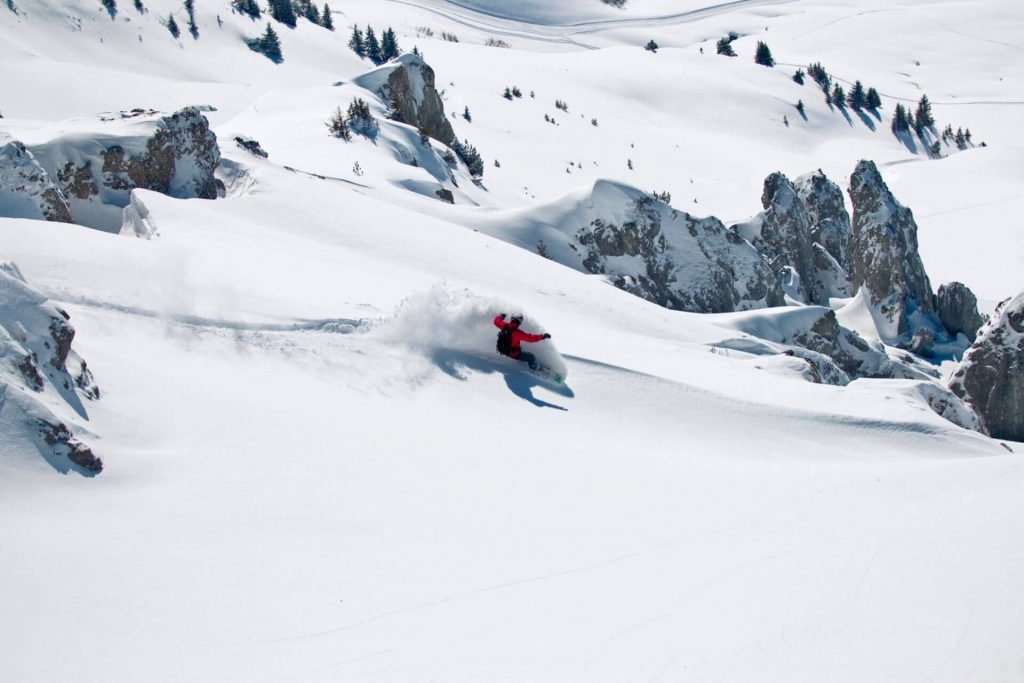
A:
374;284;568;380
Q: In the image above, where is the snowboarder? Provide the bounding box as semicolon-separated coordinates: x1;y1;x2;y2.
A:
494;313;550;370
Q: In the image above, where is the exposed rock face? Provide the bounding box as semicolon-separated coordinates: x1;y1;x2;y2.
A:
22;107;223;230
0;262;101;475
949;291;1024;440
358;54;455;146
749;172;820;304
794;169;852;272
847;160;935;337
0;140;73;223
734;170;852;305
937;281;985;341
573;184;783;312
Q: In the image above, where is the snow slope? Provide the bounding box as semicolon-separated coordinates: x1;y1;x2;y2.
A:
1;0;1023;681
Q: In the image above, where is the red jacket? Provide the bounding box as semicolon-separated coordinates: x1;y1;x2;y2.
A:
494;315;545;358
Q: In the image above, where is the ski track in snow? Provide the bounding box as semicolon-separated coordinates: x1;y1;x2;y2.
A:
383;0;800;49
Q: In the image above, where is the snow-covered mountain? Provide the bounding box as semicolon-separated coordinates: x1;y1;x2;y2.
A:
1;1;1023;681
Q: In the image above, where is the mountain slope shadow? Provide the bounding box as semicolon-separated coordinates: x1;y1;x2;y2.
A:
430;348;573;410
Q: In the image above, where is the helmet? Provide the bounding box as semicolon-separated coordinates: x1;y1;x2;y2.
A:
510;314;523;326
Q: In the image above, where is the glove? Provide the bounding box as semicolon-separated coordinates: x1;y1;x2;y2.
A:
499;313;506;319
543;333;551;340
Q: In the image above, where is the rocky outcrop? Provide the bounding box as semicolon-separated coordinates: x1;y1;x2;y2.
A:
949;291;1024;440
733;170;852;305
573;184;783;312
746;172;820;304
21;106;223;230
794;169;852;272
0;140;73;223
847;160;935;338
937;281;985;341
0;262;101;474
353;54;456;146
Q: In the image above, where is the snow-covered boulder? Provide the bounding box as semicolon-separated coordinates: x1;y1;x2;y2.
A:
26;107;222;230
949;291;1024;440
570;182;782;312
847;160;935;337
937;281;985;341
0;262;101;474
353;54;455;146
0;140;73;223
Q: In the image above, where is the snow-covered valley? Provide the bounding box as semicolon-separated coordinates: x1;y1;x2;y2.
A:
1;0;1023;680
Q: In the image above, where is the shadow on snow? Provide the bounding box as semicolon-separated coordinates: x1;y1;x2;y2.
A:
430;348;573;411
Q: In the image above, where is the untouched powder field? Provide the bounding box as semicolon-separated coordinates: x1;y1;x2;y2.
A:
1;0;1023;681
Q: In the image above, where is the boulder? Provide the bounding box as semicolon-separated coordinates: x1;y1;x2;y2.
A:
847;160;935;337
0;140;73;223
949;291;1024;440
937;281;985;341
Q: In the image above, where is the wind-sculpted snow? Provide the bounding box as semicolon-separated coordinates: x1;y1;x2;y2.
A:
375;286;568;381
0;262;101;475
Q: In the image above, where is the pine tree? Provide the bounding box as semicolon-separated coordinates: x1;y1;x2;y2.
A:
796;100;805;116
716;37;736;57
793;68;805;85
258;23;282;61
754;41;774;67
807;62;830;90
346;97;375;135
866;87;881;110
101;0;117;17
184;0;198;38
348;25;365;57
511;86;522;98
462;106;471;122
964;128;972;144
167;14;180;38
914;94;934;133
644;39;658;52
321;4;333;30
832;83;846;108
503;87;513;100
304;2;320;25
452;139;484;177
380;27;400;61
134;0;144;12
326;107;351;139
848;80;866;110
233;0;260;19
268;0;295;28
386;90;405;122
365;26;382;64
891;103;910;133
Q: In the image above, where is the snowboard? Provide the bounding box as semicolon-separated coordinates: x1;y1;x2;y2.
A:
527;363;564;384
